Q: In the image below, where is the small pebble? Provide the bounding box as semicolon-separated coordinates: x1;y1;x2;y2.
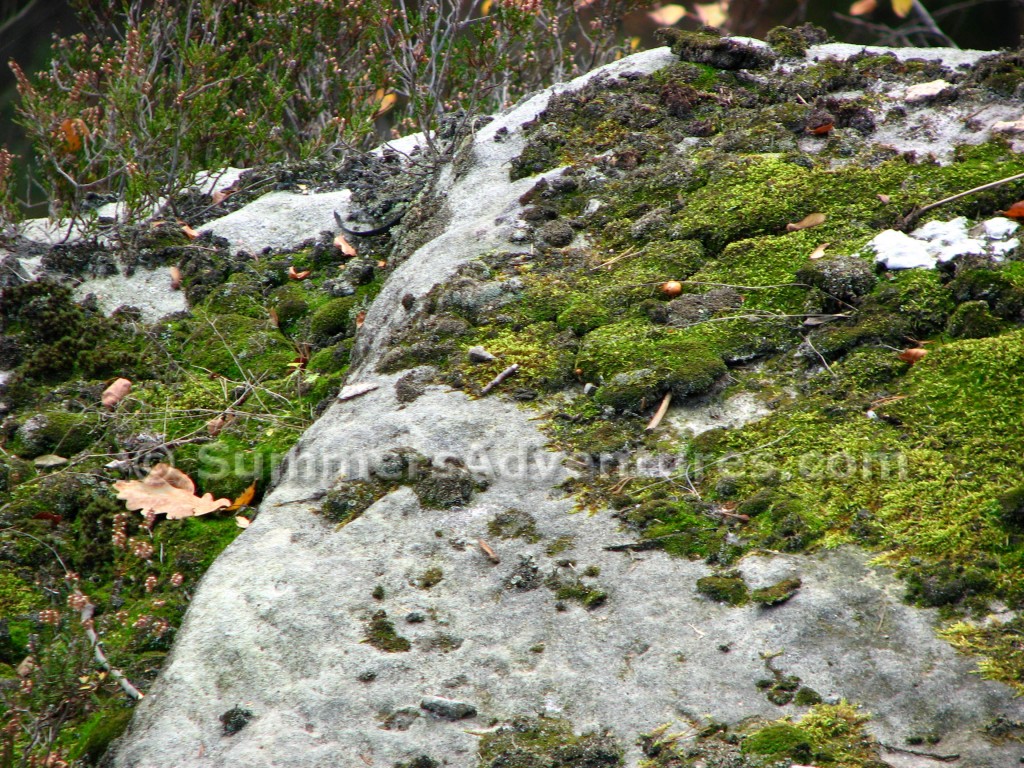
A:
467;346;496;363
420;696;477;720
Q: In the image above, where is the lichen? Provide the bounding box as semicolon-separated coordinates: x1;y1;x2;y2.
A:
478;716;622;768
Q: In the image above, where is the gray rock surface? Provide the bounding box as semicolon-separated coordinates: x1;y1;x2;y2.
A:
110;45;1024;768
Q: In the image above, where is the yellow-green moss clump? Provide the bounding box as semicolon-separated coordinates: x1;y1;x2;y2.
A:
478;716;622;767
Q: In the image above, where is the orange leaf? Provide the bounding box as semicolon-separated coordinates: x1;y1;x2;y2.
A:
891;0;912;17
181;224;199;240
808;121;834;135
849;0;877;14
898;347;928;364
227;482;257;511
101;378;132;408
355;310;366;328
169;265;182;290
787;212;826;232
1002;200;1024;220
370;91;398;121
114;463;230;520
288;266;311;280
334;232;357;257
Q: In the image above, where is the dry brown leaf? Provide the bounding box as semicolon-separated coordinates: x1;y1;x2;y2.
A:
647;4;687;25
370;90;398;121
227;482;257;511
809;242;830;260
211;189;229;206
102;378;132;408
268;307;279;328
849;0;877;14
288;266;311;280
807;121;834;135
898;347;928;364
169;265;182;290
235;515;251;529
478;538;500;564
355;310;366;328
114;463;230;520
181;224;199;240
333;232;357;257
377;259;388;269
206;414;234;437
787;212;826;232
877;193;891;204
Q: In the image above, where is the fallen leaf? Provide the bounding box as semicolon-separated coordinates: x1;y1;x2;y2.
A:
227;482;257;511
898;347;928;364
808;121;834;135
849;0;877;14
478;538;500;564
1002;200;1024;220
268;307;279;328
181;223;199;240
102;378;132;408
877;193;891;204
787;212;826;232
337;381;379;401
333;232;357;257
206;414;234;436
355;310;366;328
809;242;830;260
114;463;230;520
891;0;912;17
211;189;230;206
235;515;251;529
370;90;398;121
377;259;388;269
288;266;311;280
169;265;182;290
693;0;727;26
647;4;686;25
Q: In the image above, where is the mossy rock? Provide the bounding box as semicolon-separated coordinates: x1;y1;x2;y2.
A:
201;275;266;317
11;411;96;458
68;706;133;764
309;296;358;341
657;27;776;71
949;268;1024;320
946;300;1003;339
751;577;802;607
478;716;623;767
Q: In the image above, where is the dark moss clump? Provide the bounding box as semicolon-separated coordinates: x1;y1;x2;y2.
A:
750;577;802;607
546;566;608;609
696;571;749;605
68;706;133;764
220;706;254;736
478;716;622;768
309;296;357;341
413;463;485;509
320;480;390;526
765;24;828;59
903;560;992;609
365;610;411;653
656;28;776;70
487;509;541;542
948;268;1024;320
394;757;439;768
998;485;1024;530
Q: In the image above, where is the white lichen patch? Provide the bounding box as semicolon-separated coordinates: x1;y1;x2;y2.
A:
667;391;772;438
74;267;187;322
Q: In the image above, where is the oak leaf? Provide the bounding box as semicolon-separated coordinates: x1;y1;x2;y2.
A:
333;232;357;257
228;482;257;510
1001;200;1024;220
114;463;230;520
787;212;826;232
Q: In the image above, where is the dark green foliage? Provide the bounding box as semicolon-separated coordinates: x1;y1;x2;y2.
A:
946;300;1003;339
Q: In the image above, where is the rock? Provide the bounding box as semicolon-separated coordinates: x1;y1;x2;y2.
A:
419;696;477;721
466;345;495;363
537;220;574;247
322;277;356;297
904;79;955;103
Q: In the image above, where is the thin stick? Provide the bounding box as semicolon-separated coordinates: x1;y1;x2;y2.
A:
910;0;958;48
480;363;519;395
645;392;672;432
902;170;1024;229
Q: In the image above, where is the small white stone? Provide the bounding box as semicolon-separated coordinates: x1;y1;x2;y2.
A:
868;229;935;269
991;118;1024;134
904;79;952;103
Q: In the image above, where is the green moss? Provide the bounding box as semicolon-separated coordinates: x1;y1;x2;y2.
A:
942;616;1024;694
67;706;133;764
742;723;812;760
309;296;357;341
364;610;411;653
750;577;802;607
320;481;391;527
416;566;444;590
487;509;542;543
180;311;295;379
946;300;1004;339
478;716;622;767
696;571;749;605
0;571;40;614
10;411;96;458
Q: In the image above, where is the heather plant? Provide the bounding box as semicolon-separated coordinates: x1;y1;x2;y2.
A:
8;0;653;224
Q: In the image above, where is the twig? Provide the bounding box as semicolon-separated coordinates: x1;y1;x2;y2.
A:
901;170;1024;230
645;392;672;432
590;246;638;271
910;0;958;48
480;363;519;395
803;334;835;378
